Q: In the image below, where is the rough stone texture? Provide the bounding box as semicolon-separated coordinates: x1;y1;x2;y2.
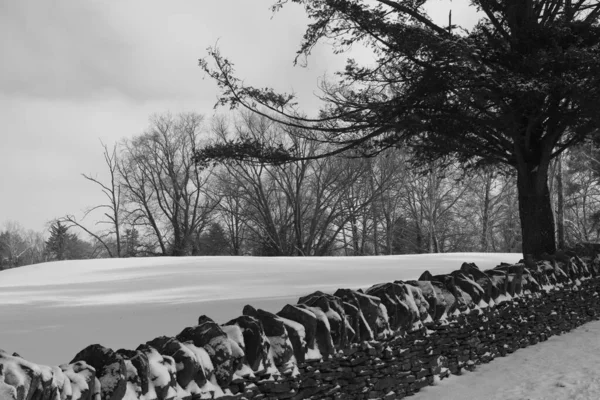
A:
176;316;234;388
495;263;526;295
335;288;392;340
298;291;351;349
52;365;73;400
242;305;297;375
220;324;252;379
145;336;205;393
223;315;274;374
365;282;419;331
484;269;510;298
6;255;600;400
341;300;369;343
450;270;486;306
277;304;317;360
522;268;543;293
0;350;54;400
136;344;179;400
460;262;498;302
60;361;98;400
297;304;335;359
116;348;150;398
426;273;472;312
404;282;432;322
70;344;127;400
406;280;448;321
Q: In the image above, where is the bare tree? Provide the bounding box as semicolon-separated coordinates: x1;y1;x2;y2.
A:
119;112;218;256
0;221;30;268
212;112;386;256
559;145;600;247
63;142;122;257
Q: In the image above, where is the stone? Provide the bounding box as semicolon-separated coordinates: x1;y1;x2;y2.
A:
52;365;73;400
136;344;179;400
277;304;335;360
242;305;297;374
424;274;471;312
450;270;486;306
116;348;151;398
366;282;419;331
419;270;434;281
223;315;275;374
277;305;317;360
335;288;392;340
60;361;99;400
297;304;335;358
70;344;127;400
146;336;208;393
484;269;509;298
406;280;448;320
176;316;234;388
298;291;351;349
404;283;432;322
0;350;55;400
591;254;600;276
522;268;542;293
419;274;460;316
570;255;592;279
460;262;498;302
494;263;525;294
341;301;369;342
220;324;253;378
181;341;214;387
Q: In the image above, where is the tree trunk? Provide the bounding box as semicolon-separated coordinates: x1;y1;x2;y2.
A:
516;164;557;258
415;222;423;253
480;172;492;252
555;154;565;250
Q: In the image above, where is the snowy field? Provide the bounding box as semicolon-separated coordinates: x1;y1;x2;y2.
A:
3;252;600;399
0;253;518;366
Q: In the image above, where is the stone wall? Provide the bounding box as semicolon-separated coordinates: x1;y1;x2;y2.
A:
2;253;600;400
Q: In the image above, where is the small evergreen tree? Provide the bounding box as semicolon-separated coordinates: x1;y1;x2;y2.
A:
123;228;140;257
46;222;69;261
197;223;231;255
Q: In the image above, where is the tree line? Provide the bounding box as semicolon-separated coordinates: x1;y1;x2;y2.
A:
0;221;95;270
41;110;600;260
3;110;599;269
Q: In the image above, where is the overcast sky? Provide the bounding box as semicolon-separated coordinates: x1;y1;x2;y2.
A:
0;0;478;234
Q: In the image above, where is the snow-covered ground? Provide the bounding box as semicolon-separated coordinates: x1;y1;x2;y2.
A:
414;320;600;400
3;253;600;399
0;253;518;366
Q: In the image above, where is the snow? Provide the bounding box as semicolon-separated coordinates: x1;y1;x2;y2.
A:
415;321;600;400
144;348;178;400
0;253;518;366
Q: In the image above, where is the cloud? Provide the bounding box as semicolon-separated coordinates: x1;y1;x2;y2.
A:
1;1;136;100
0;0;228;102
0;0;374;105
0;0;483;233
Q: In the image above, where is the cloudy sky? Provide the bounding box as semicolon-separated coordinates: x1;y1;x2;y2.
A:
0;0;478;234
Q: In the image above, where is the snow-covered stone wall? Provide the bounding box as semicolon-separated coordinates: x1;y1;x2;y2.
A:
2;253;600;400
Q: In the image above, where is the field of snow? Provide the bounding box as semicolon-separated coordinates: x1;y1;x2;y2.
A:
0;253;519;366
4;252;600;399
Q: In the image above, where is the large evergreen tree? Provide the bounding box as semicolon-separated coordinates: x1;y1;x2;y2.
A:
197;0;600;257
